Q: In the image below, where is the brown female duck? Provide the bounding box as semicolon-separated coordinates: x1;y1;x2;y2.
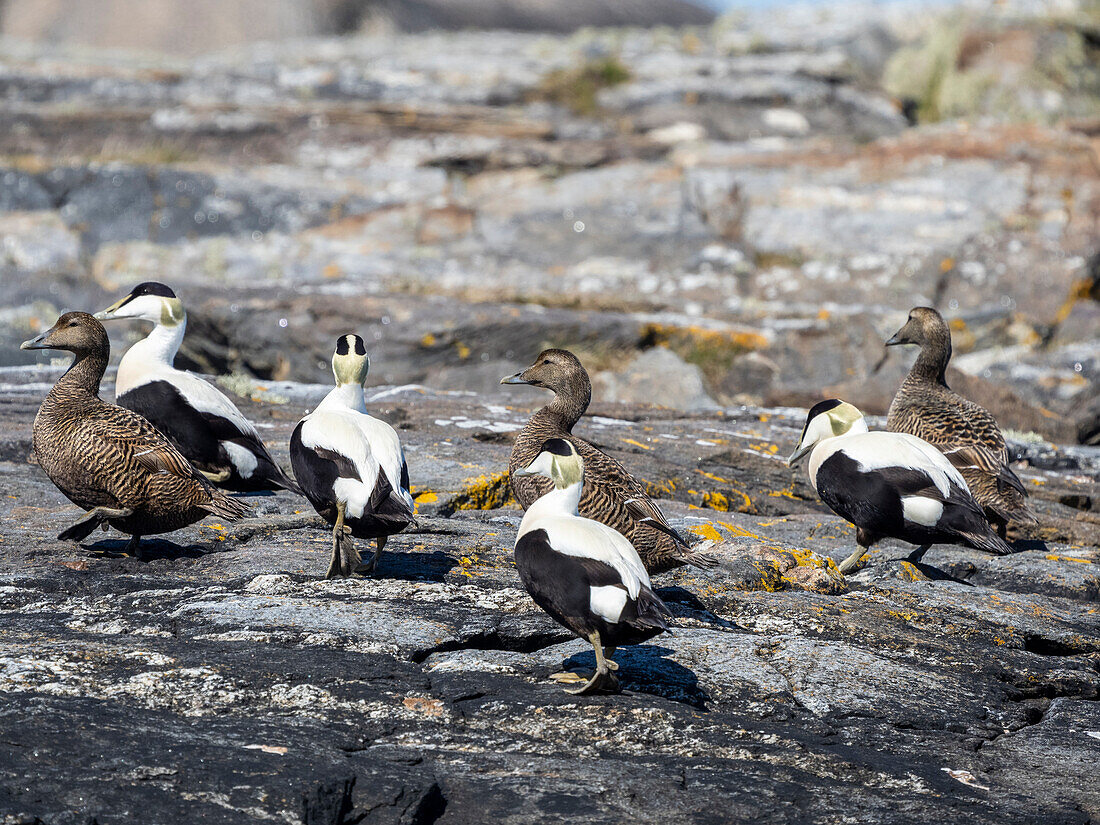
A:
885;307;1036;534
501;348;708;573
22;312;249;557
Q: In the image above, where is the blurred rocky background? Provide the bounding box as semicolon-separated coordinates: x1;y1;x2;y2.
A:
0;0;1097;443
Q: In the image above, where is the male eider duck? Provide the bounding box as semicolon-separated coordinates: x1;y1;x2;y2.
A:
94;282;301;494
885;307;1035;534
788;399;1014;574
502;348;706;573
22;312;250;557
513;438;671;695
290;334;415;578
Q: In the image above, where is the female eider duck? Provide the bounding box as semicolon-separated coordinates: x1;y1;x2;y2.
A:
94;282;301;494
513;438;671;695
788;399;1014;574
22;312;250;557
885;307;1035;535
502;348;706;573
290;334;415;578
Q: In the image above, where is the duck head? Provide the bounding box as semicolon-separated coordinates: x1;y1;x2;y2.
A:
94;282;185;327
787;399;867;466
501;348;589;394
885;306;949;349
512;437;584;489
332;334;369;387
21;312;109;356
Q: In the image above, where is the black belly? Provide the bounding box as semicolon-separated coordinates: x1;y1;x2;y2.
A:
119;381;280;492
816;452;956;548
514;528;663;648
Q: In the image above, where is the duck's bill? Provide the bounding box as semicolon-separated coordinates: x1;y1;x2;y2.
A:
884;331;904;346
500;372;529;385
20;329;55;350
510;466;534;477
787;444;812;466
92;296;129;320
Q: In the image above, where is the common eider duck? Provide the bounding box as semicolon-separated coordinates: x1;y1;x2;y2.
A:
502;349;706;573
885;307;1035;534
21;312;250;558
513;438;671;695
290;334;415;578
94;282;301;495
788;399;1014;574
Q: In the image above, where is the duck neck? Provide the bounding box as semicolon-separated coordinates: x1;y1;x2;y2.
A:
51;349;108;401
908;330;951;387
530;481;583;518
319;382;367;414
127;317;186;369
540;374;591;432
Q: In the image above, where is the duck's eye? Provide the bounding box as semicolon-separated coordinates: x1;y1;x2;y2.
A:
541;359;550;365
67;321;78;327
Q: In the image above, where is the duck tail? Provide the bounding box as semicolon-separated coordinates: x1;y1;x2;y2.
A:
962;527;1015;556
273;466;304;497
633;585;672;632
202;490;252;522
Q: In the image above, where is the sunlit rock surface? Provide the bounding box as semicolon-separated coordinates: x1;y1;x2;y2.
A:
1;4;1100;821
0;369;1097;823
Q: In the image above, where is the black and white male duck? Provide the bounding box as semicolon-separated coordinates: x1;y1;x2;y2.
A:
788;399;1014;574
290;334;415;578
513;438;671;695
94;282;301;494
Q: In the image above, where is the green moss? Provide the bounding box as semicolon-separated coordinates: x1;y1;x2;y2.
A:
529;56;632;115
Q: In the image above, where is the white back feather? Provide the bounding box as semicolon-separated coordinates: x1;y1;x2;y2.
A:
517;487;651;599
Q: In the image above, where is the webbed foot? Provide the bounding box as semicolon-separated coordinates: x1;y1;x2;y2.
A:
838;548;867;575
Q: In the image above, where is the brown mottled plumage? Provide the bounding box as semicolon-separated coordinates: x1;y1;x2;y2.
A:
501;348;707;573
22;312;249;557
885;307;1036;533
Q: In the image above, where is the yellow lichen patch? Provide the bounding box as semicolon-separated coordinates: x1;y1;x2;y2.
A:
458;554;481;579
897;561;928;581
207;523;226;532
695;469;731;484
1045;554;1092;564
621;438;652;451
696;487;753;514
644;478;677;497
689;523;723;542
455;342;471;359
445;472;515;513
322;262;342;279
638;322;769;385
420;333;437;347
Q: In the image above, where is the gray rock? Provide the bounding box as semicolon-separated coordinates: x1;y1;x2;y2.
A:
593;347;717;411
